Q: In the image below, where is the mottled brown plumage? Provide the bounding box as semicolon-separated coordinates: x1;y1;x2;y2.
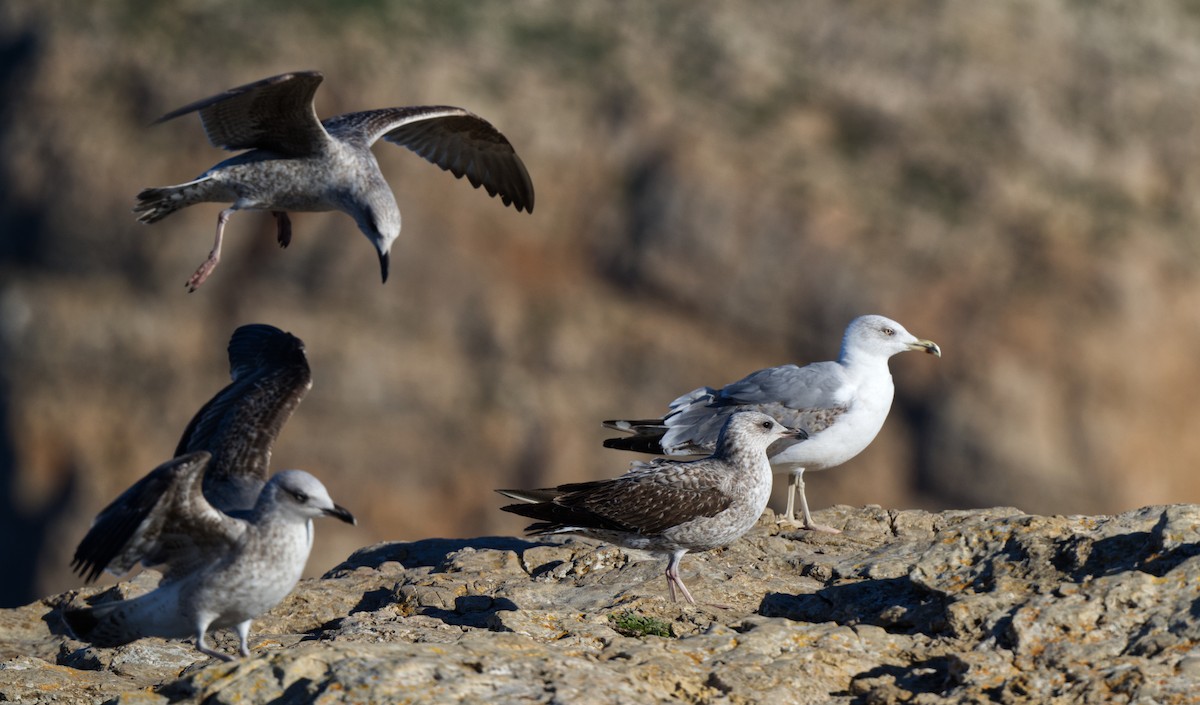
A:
501;412;804;604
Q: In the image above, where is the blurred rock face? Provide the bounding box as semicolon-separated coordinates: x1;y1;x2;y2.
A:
4;1;1200;605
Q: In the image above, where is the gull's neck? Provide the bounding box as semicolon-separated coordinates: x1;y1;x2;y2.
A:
837;345;896;381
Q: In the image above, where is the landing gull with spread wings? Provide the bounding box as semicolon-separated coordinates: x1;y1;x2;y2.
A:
134;70;535;290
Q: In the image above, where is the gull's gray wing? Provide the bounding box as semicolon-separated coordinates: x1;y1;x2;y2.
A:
154;71;331;157
665;362;852;448
606;362;850;455
502;458;733;536
707;361;849;411
71;324;309;582
323;107;535;213
72;452;246;583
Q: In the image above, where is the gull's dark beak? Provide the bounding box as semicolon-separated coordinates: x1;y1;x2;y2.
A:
787;426;809;441
325;504;357;526
378;250;390;283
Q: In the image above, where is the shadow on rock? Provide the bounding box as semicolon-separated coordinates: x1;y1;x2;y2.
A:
345;587;395;616
848;656;969;704
1061;513;1200;580
422;596;520;629
759;577;948;636
327;536;543;574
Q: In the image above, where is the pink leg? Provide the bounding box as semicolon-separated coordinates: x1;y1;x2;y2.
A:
664;551;696;605
272;211;292;248
186;208;234;292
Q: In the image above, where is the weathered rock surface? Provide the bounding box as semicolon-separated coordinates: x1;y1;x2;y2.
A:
4;505;1200;704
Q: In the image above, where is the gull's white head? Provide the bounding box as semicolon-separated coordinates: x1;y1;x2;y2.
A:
841;315;941;362
351;189;402;284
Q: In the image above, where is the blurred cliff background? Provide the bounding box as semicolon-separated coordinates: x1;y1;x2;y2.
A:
3;0;1200;607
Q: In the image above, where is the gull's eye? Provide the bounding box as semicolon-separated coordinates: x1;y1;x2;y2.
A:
761;420;775;430
882;327;895;336
290;490;309;503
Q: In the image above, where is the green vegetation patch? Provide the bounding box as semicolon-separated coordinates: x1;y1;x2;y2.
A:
608;610;675;638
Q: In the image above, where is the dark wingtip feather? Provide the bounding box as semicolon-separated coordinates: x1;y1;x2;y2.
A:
62;606;99;642
227;324;308;382
500;501;555;521
602;436;667;454
71;475;165;583
501;495;630;535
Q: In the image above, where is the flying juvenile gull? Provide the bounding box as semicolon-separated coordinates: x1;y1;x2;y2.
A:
64;452;355;661
72;323;312;582
500;411;805;605
133;70;535;291
603;315;941;533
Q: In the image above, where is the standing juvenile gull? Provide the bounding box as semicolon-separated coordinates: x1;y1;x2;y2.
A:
500;412;804;605
603;315;941;533
63;452;355;661
72;323;312;582
133;70;535;291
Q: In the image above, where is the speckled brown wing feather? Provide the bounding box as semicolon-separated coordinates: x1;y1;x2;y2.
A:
72;452;246;582
71;458;180;582
125;452;247;583
323;107;535;212
175;324;312;493
503;459;733;536
154;71;330;157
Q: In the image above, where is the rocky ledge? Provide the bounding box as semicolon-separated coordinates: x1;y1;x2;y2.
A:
3;505;1200;704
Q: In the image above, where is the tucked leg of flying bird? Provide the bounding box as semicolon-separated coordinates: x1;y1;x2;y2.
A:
273;211;292;248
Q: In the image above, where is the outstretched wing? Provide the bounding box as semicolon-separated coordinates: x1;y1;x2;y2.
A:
175;323;312;503
323;107;535;213
71;458;180;583
127;452;247;583
72;453;246;583
154;71;331;157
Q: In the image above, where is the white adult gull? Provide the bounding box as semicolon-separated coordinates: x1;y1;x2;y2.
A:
63;452;355;661
603;315;941;533
134;70;535;291
500;411;805;605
